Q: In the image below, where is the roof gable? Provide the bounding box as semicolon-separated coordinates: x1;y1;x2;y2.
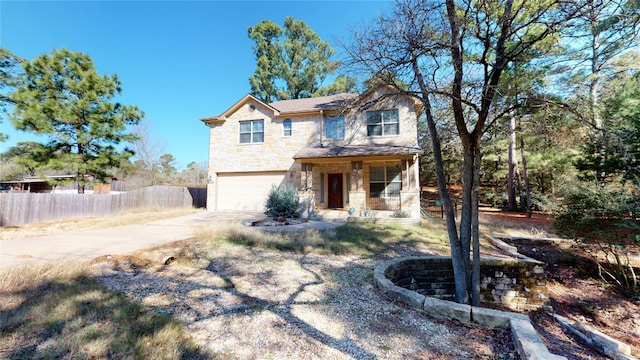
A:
201;94;279;124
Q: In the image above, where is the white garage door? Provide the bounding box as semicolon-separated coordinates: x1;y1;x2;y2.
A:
216;172;287;211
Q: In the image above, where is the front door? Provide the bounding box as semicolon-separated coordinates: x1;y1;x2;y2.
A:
327;173;343;208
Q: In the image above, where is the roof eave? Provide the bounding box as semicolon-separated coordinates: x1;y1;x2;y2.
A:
293;153;421;162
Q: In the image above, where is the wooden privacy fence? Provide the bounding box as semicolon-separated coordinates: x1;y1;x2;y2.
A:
0;186;207;226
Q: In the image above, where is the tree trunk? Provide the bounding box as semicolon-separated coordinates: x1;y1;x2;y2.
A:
459;142;475;303
590;23;608;183
507;114;518;210
520;136;532;218
458;133;483;306
424;99;469;304
471;137;482;306
411;54;469;304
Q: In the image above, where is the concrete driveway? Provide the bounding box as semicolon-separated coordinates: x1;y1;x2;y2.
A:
0;211;345;272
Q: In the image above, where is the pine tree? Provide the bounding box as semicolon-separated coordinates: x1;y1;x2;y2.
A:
248;17;356;102
9;48;144;193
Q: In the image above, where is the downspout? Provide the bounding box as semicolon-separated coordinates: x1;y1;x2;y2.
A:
320;109;324;145
413;154;420;191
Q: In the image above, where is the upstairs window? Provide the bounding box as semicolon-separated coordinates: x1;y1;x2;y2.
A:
325;115;344;140
283;118;292;137
239;120;264;144
367;110;399;136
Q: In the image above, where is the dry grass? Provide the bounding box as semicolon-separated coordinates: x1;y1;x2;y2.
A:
189;220;454;259
0;260;208;359
0;207;200;241
478;209;558;238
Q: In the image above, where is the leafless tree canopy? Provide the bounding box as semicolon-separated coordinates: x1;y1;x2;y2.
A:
344;0;579;304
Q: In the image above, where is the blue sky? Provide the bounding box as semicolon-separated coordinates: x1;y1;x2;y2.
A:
0;0;392;170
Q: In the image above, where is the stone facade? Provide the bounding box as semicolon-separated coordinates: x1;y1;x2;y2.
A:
201;86;423;216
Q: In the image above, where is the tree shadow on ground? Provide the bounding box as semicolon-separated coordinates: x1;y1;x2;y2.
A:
0;273;210;359
196;249;377;359
88;238;524;359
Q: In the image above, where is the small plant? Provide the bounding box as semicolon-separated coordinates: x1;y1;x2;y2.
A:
264;184;300;219
391;210;411;218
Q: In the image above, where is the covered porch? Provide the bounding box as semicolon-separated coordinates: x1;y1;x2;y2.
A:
294;144;422;218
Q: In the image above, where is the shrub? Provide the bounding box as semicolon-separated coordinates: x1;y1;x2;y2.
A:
555;182;639;298
391;210;411;218
264;185;300;219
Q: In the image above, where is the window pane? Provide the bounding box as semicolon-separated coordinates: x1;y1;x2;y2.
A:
336;117;344;139
367;124;382;136
253;132;264;143
370;183;385;197
387;167;401;182
252;120;264;132
384;123;399;135
325;118;333;138
240;133;251;143
320;172;325;202
384;110;399;123
325;116;344;139
283;119;292;136
370;167;385;181
346;175;350;203
367;112;382;124
239;121;251;132
386;182;401;196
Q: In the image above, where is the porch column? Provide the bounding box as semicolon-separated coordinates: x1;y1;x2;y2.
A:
301;163;313;190
299;163;315;218
402;159;410;190
400;156;421;218
349;161;366;214
350;161;363;191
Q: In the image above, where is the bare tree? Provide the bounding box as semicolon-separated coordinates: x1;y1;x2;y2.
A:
127;118;169;188
345;0;574;304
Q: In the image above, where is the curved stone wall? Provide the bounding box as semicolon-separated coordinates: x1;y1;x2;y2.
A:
381;255;549;311
374;256;565;359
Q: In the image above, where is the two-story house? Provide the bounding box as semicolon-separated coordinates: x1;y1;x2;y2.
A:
201;84;422;218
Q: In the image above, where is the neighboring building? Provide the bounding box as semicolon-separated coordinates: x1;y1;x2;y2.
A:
201;85;423;218
0;175;126;194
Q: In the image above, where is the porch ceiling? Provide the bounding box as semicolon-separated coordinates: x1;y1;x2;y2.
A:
293;143;422;161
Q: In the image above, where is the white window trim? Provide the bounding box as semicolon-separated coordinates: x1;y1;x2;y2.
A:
239;119;264;144
324;115;345;140
283;118;292;137
366;109;399;137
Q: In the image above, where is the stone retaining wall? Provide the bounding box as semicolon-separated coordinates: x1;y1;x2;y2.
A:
374;257;566;359
383;256;549;311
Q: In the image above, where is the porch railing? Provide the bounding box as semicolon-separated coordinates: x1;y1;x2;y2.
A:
367;196;401;211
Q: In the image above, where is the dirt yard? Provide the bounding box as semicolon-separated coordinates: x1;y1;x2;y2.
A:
479;210;640;359
2;208;638;359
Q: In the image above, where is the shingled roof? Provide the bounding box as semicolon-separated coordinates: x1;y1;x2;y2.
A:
270;93;357;114
293;143;422;160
